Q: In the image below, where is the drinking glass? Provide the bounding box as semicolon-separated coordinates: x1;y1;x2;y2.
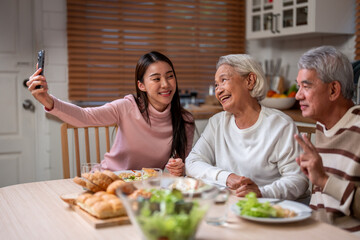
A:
205;188;230;226
81;162;102;175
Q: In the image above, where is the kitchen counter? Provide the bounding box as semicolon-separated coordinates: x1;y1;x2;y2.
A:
282;109;316;124
187;104;316;124
186;104;224;119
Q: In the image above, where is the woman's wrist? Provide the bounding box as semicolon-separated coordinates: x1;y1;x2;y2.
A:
44;95;54;111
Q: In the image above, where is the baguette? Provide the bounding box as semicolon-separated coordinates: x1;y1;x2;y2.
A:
74;170;140;194
76;191;126;219
103;170;120;181
73;176;103;193
81;171;113;191
73;176;87;188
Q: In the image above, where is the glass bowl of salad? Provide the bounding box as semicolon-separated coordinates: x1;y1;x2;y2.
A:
116;177;218;240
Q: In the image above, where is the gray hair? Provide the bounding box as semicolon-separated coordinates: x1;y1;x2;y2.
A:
216;54;268;101
298;46;354;99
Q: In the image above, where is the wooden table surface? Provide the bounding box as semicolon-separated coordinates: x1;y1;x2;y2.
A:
0;179;357;240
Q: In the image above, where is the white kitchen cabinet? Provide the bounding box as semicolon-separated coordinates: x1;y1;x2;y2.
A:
246;0;355;40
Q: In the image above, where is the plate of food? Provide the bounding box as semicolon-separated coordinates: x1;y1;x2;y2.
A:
115;170;142;182
231;192;312;223
141;168;162;179
115;168;163;182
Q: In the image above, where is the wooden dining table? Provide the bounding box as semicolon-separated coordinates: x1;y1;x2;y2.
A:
0;179;358;240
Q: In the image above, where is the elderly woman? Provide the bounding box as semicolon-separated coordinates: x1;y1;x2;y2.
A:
185;54;309;200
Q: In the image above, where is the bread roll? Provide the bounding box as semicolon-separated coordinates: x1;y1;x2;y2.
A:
76;192;93;202
76;191;126;219
106;179;125;195
128;189;152;200
115;182;137;196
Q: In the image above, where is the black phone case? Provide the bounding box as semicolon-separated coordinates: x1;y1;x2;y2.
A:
35;50;45;89
37;50;45;75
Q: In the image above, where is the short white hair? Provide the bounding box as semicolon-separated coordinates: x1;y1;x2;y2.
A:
216;54;268;101
298;46;354;100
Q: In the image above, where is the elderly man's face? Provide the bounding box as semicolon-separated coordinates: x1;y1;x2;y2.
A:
296;69;331;122
214;64;250;113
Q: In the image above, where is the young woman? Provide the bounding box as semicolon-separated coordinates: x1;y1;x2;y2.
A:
27;51;195;176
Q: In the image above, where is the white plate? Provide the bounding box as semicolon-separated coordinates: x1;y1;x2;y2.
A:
231;198;312;223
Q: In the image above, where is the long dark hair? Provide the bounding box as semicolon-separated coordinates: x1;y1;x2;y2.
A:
134;51;194;160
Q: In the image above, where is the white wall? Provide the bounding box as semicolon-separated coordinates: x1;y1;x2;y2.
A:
32;0;356;181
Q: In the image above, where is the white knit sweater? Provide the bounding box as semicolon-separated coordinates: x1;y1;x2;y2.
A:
185;106;309;200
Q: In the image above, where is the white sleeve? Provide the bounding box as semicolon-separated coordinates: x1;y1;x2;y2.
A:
259;122;309;200
185;115;232;186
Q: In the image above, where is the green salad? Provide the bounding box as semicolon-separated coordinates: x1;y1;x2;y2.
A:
135;188;207;240
236;192;277;218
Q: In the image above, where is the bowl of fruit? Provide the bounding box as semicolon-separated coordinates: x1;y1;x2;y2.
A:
260;85;297;110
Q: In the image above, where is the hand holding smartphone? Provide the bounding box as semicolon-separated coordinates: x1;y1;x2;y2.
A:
35;50;45;89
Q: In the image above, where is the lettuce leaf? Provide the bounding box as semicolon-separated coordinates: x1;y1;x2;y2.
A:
236;192;277;218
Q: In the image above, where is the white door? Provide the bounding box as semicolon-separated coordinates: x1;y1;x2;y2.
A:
0;0;36;187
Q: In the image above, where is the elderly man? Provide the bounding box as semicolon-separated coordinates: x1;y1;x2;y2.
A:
295;46;360;235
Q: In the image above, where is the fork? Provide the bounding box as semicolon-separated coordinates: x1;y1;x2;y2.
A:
269;199;284;205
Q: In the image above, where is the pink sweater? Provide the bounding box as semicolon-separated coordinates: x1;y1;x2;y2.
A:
48;95;194;171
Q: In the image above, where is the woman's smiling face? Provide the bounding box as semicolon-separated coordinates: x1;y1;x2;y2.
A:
137;61;176;112
214;64;252;113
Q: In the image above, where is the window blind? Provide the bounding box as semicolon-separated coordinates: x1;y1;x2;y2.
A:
67;0;245;103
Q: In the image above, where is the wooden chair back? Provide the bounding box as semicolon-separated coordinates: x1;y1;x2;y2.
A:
60;123;117;178
297;125;316;140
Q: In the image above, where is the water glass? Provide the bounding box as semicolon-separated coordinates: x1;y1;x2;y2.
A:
205;188;230;226
81;162;102;175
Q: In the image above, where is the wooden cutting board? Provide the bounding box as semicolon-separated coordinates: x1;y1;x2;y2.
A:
60;193;130;228
73;205;130;228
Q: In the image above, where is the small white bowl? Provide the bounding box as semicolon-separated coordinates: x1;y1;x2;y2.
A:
260;97;296;110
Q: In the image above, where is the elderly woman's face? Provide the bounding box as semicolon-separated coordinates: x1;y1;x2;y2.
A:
214;64;251;113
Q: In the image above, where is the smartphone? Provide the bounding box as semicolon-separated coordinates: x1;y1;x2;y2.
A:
35;50;45;89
